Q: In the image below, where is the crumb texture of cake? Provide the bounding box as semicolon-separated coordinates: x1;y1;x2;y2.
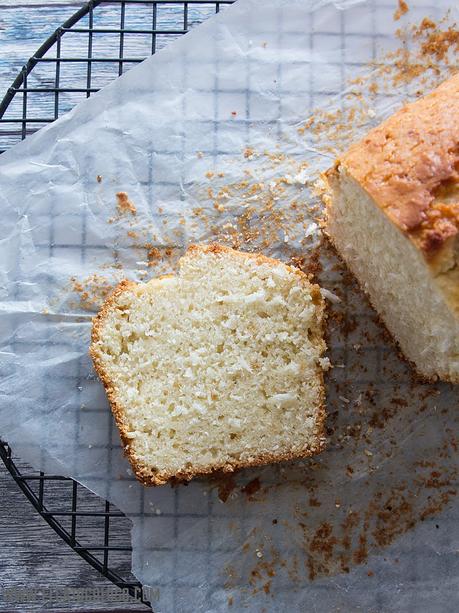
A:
90;244;327;485
325;74;459;383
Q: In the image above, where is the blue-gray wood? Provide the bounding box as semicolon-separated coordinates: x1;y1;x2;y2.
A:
0;0;221;152
0;2;84;99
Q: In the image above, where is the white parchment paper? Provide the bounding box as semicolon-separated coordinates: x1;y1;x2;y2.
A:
0;0;458;611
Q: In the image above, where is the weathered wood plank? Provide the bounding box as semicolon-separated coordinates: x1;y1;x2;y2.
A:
0;1;84;6
0;1;219;151
0;461;150;611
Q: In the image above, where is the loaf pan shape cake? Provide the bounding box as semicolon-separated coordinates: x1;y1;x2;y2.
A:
90;244;327;485
325;74;459;383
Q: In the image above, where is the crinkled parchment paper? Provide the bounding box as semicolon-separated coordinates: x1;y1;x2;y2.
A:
1;0;458;611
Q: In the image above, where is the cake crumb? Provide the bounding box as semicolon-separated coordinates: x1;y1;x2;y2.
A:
394;0;409;21
116;191;137;216
242;477;261;498
70;274;115;311
214;474;237;503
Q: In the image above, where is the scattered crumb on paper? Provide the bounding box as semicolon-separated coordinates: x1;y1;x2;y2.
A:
116;191;137;216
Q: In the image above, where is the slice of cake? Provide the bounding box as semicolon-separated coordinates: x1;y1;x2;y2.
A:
325;74;459;383
90;244;327;485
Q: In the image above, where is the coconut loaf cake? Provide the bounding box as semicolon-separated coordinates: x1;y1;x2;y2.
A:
325;74;459;383
90;244;327;485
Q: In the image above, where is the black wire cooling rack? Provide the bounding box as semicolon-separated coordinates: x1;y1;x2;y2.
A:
0;1;234;607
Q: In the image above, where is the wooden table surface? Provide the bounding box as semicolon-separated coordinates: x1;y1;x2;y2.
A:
0;1;191;610
0;457;150;612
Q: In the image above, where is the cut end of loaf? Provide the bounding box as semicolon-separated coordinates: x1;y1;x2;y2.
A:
324;75;459;384
90;244;328;485
325;166;459;384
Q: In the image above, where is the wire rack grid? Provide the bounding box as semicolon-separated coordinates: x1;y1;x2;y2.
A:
0;0;234;607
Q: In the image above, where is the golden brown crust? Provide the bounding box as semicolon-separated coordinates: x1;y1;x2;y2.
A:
340;73;459;261
90;243;327;486
132;434;327;486
186;242;315;280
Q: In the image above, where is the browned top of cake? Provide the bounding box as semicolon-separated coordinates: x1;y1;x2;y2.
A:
341;73;459;266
